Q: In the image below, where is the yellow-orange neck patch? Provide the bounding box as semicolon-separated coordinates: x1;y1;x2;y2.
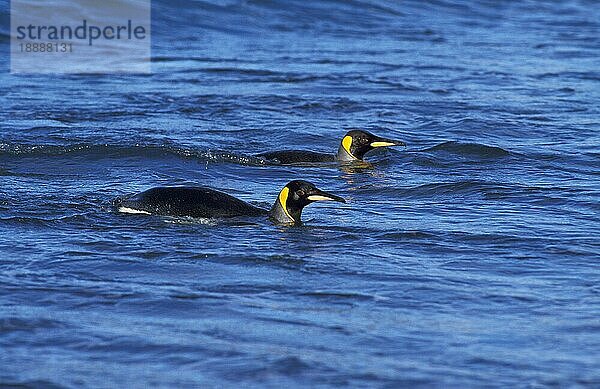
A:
342;135;355;158
278;186;293;221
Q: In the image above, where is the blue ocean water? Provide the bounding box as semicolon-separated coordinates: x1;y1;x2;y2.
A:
1;0;599;387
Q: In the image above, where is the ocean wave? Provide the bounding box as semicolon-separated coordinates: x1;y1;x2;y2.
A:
354;180;585;202
0;143;267;166
0;380;65;389
422;141;510;158
0;216;55;228
0;317;66;334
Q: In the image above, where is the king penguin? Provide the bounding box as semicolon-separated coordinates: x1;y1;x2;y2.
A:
256;129;405;165
115;180;345;225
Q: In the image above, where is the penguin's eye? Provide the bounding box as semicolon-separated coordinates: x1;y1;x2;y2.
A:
295;190;305;198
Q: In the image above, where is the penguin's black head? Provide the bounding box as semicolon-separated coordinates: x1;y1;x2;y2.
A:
270;180;345;224
338;129;406;161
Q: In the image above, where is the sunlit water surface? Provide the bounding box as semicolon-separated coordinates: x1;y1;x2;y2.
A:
1;0;599;387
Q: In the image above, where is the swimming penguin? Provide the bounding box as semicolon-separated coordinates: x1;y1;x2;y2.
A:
256;129;406;165
115;180;345;224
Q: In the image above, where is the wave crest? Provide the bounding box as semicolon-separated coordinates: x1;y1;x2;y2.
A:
0;143;267;166
423;141;509;158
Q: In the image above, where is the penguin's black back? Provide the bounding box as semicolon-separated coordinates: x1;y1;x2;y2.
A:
117;187;268;218
256;150;335;164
